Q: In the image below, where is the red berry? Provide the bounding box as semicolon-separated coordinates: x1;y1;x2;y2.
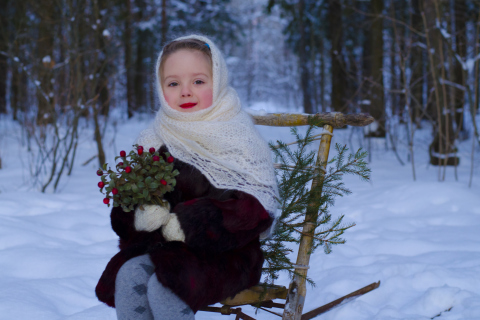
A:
117;162;124;167
149;147;155;154
167;156;174;163
160;179;167;186
125;166;132;173
97;170;103;176
98;181;105;188
103;198;109;204
112;188;118;195
138;148;143;155
152;155;160;162
120;150;126;157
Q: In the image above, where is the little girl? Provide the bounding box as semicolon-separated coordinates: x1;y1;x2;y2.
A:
95;34;278;320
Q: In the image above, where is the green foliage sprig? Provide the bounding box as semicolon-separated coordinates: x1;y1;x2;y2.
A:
96;144;179;212
261;124;371;285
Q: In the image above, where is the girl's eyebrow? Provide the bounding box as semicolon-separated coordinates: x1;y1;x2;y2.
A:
164;73;209;82
164;75;177;82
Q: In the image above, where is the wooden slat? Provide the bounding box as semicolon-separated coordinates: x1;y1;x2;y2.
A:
251;112;374;128
301;281;381;320
200;306;256;320
221;284;288;306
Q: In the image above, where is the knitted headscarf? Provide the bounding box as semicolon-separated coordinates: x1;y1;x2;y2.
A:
136;34;279;237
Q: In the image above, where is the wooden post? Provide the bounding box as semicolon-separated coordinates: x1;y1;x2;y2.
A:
282;124;334;320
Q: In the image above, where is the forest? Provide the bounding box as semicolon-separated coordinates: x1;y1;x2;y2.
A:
0;0;479;191
1;1;480;319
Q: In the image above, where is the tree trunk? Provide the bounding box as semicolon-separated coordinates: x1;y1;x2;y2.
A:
329;0;346;113
475;8;480;117
343;1;359;114
161;0;168;45
134;0;148;112
35;0;56;125
92;0;109;167
389;29;397;117
453;0;467;138
366;0;385;137
0;0;8;114
125;0;135;118
310;27;318;113
10;34;28;121
96;0;111;116
319;35;325;112
410;0;424;127
66;0;85;118
57;8;68;112
423;0;458;169
298;0;312;114
390;2;406;121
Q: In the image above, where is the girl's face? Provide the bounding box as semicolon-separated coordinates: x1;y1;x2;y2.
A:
161;49;213;113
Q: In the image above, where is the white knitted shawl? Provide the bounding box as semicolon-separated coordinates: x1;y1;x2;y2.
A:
135;34;279;238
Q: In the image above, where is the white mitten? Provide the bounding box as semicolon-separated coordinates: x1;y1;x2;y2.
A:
162;214;186;242
134;203;171;232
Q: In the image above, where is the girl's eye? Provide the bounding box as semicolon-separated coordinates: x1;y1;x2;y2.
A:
194;80;204;85
168;82;178;87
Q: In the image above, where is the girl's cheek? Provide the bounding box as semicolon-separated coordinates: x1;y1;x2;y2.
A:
163;90;171;104
203;89;213;108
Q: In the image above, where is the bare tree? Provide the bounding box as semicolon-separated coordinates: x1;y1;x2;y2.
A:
452;0;468;139
329;0;347;113
125;0;135;118
410;0;425;128
422;0;459;176
34;0;56;126
0;0;8;114
363;0;385;137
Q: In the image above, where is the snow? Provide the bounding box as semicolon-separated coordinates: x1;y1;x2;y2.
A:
42;55;51;64
466;53;480;73
436;19;451;39
138;20;157;31
0;112;479;320
244;107;268;116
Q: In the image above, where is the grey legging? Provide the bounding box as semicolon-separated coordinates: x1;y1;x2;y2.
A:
115;254;195;320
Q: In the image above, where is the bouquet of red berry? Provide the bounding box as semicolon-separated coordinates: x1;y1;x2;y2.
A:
97;145;179;212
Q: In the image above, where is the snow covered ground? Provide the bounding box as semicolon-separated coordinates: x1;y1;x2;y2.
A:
0;110;479;320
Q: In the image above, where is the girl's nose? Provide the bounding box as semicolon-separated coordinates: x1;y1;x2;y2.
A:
181;85;192;97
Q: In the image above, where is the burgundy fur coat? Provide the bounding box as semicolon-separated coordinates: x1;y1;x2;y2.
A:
95;145;273;313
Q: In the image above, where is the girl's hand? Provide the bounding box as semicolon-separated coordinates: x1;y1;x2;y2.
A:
162;214;185;242
134;203;171;232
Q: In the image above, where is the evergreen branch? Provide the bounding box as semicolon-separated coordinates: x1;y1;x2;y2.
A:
274;163;326;173
263;125;370;284
270;132;329;149
288;220;356;246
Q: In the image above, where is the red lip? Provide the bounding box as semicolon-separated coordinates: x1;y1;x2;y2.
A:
179;103;197;109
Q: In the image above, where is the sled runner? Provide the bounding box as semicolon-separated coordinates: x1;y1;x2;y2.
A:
200;112;380;320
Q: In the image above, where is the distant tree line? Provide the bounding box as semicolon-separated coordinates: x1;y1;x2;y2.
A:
0;0;239;191
267;0;480;174
0;0;479;190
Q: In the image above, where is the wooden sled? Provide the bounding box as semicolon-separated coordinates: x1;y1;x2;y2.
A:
200;112;379;320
